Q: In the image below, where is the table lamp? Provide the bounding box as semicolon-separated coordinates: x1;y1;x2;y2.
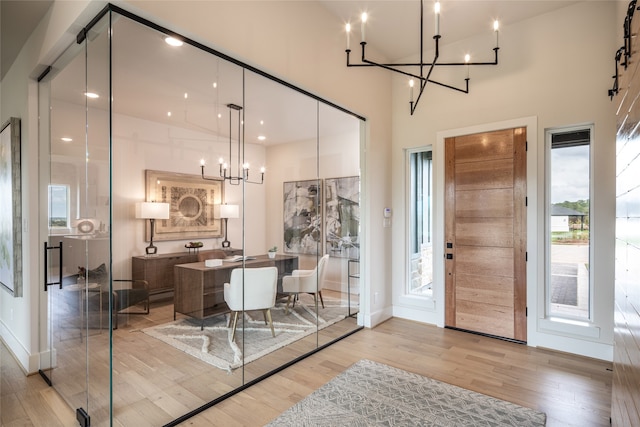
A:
216;204;239;248
136;202;170;255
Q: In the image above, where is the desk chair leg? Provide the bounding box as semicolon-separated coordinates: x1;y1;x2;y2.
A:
318;290;324;309
285;294;299;314
264;309;275;338
230;311;239;342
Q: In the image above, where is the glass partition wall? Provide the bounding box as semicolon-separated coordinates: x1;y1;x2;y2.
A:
39;7;362;425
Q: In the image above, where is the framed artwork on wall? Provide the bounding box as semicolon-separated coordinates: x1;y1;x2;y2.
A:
325;176;360;259
0;117;22;296
283;179;322;255
145;170;224;241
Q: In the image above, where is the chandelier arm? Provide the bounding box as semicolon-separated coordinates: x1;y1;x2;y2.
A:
436;48;499;67
410;80;428;115
201;165;220;181
426;78;469;94
419;0;424;73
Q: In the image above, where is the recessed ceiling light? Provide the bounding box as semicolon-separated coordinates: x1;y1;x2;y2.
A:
258;135;266;141
218;113;222;119
213;82;217;89
85;92;99;99
167;111;172;117
165;36;183;47
260;120;264;125
184;92;188;99
61;137;73;142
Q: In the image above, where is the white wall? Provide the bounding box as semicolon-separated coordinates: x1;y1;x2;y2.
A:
390;2;617;360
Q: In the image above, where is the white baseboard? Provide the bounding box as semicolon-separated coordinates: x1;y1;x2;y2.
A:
0;322;42;374
361;306;393;328
392;305;441;326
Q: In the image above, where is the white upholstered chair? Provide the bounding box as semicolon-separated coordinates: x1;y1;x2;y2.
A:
282;254;329;314
223;266;278;341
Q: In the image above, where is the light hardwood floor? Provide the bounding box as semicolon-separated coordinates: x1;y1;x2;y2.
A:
2;314;612;426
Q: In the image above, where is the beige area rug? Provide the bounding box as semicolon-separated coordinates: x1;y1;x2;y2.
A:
142;295;350;372
267;359;547;426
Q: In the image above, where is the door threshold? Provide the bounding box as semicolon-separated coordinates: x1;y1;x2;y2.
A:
445;326;526;345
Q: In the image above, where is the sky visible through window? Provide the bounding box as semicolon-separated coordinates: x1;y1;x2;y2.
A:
551;145;589;205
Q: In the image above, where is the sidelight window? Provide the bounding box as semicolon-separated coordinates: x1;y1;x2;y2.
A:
546;126;591;320
408;148;433;296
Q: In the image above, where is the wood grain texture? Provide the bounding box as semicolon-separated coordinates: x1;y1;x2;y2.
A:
456;217;514;247
455;158;514;191
2;318;613;427
445;128;526;341
512;127;527;340
453;129;514;163
444;138;456;327
455;188;514;218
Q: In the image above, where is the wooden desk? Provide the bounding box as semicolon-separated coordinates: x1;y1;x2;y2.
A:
132;248;242;297
173;254;298;320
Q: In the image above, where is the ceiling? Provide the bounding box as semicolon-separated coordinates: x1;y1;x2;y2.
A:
6;1;579;146
1;1;579;81
0;0;53;80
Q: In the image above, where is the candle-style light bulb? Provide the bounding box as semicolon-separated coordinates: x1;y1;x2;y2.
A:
434;2;441;36
260;166;266;174
494;20;499;47
346;23;351;50
218;157;224;164
361;12;367;42
465;54;470;79
409;79;415;102
200;159;205;166
243;163;250;170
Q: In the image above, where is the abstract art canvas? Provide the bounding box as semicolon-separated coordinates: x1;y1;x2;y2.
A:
0;118;22;296
283;179;322;255
325;176;360;259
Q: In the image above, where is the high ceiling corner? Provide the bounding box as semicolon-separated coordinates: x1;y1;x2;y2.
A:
1;0;53;80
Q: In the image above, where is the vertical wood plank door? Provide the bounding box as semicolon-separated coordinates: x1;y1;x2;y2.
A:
444;127;527;342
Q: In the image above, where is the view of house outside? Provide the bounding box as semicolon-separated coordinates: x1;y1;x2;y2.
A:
549;136;590;320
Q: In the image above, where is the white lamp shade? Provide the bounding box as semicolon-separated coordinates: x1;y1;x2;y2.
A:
216;204;239;219
136;202;170;219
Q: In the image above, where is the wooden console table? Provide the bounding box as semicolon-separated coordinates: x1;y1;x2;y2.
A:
132;248;242;297
173;254;298;321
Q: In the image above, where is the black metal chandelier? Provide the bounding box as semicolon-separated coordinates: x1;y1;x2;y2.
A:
345;0;500;115
200;103;264;185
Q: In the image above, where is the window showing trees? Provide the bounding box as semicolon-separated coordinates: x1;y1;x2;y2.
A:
49;184;70;229
547;128;591;320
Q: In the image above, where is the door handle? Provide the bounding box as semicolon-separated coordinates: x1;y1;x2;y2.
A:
43;241;63;291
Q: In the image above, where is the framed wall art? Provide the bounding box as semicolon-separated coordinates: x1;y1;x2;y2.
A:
0;118;22;296
145;170;223;241
283;179;322;255
325;176;360;259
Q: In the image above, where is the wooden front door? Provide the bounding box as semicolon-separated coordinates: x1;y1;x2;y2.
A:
444;127;527;342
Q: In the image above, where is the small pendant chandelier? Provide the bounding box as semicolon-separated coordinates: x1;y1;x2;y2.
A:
200;103;264;185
